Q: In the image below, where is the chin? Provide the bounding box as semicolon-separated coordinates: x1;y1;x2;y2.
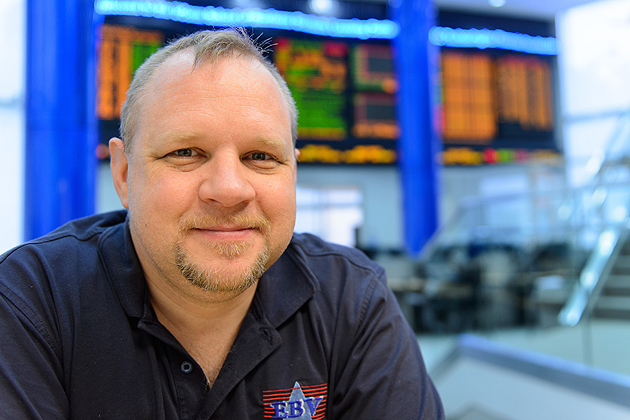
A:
175;242;269;294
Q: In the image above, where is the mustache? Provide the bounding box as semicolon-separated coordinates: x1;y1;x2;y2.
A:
179;213;271;233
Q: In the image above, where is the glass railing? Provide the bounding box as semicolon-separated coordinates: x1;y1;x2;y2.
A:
397;109;630;414
586;108;630;178
411;181;627;329
404;107;630;379
401;179;630;378
558;107;630;327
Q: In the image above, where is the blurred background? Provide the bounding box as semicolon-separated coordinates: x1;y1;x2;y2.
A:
3;0;630;418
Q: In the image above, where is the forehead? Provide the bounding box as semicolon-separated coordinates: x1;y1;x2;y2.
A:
146;50;283;105
135;50;291;142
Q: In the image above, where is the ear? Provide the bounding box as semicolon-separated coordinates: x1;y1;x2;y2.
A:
293;148;300;179
109;138;130;209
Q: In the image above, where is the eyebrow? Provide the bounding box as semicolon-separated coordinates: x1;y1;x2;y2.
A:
256;136;292;150
154;131;199;145
152;131;292;151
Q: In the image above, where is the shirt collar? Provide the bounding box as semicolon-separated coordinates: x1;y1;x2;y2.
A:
252;237;321;328
98;212;147;319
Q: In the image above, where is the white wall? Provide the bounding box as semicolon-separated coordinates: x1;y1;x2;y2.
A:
557;0;630;186
0;0;25;254
439;164;566;238
297;165;404;250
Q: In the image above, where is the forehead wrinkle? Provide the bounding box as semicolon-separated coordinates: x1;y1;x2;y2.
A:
154;131;199;145
257;136;289;147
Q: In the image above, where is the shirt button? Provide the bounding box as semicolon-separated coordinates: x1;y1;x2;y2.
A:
260;327;272;341
180;361;194;374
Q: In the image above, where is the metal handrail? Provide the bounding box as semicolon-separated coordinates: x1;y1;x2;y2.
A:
420;105;630;328
556;107;630;326
558;226;626;326
420;179;630;325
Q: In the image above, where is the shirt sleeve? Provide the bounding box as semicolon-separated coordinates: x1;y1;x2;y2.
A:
0;285;69;419
330;272;444;419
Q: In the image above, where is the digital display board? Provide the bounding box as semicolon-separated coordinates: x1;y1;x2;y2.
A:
351;44;397;93
353;92;398;140
270;37;399;164
96;25;163;120
274;38;349;141
439;52;554;145
272;38;399;164
440;51;496;142
436;10;559;166
497;55;554;133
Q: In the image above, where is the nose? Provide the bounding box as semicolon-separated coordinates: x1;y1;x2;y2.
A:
198;152;256;207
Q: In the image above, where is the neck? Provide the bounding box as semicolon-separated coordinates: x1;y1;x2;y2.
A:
147;277;258;336
147;277;258;386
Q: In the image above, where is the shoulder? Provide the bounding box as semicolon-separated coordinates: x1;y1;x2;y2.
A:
0;210;127;266
0;211;129;364
284;233;390;320
288;232;385;281
0;210;128;314
4;210;127;255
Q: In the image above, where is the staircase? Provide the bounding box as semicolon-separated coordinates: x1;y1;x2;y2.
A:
594;236;630;320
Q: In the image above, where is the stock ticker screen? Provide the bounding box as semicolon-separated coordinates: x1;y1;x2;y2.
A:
436;10;559;166
95;7;559;166
272;38;398;164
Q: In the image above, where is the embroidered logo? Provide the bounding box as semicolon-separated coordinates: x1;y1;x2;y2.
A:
263;381;327;419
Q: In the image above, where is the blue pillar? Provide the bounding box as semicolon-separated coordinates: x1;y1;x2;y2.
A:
390;0;440;256
25;0;101;240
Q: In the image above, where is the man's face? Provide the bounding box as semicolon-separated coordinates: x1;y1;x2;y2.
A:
110;51;298;298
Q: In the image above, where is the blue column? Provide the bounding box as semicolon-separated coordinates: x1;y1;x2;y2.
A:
25;0;101;240
390;0;440;256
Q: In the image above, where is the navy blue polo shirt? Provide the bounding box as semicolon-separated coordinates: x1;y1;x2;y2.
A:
0;210;443;419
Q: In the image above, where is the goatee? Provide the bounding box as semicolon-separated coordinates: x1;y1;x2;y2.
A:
175;243;268;293
174;213;271;294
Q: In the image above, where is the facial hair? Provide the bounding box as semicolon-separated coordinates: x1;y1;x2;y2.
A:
174;213;271;294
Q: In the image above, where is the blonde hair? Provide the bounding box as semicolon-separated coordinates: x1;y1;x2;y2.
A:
119;29;298;152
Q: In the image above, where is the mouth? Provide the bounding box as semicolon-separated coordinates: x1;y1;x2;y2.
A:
194;225;254;232
191;226;258;240
182;214;270;236
192;224;260;232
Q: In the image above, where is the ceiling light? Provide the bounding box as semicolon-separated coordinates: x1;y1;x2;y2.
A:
95;0;399;39
310;0;336;15
488;0;506;7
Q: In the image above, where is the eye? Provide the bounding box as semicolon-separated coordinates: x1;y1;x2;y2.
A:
244;151;280;169
250;152;270;161
172;148;198;157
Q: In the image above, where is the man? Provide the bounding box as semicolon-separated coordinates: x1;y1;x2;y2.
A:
0;29;443;419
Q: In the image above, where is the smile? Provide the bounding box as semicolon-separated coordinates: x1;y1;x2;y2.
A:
190;226;259;241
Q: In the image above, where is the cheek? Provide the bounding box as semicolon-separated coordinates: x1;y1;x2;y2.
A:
128;170;197;220
258;177;296;212
258;180;297;237
258;181;296;261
